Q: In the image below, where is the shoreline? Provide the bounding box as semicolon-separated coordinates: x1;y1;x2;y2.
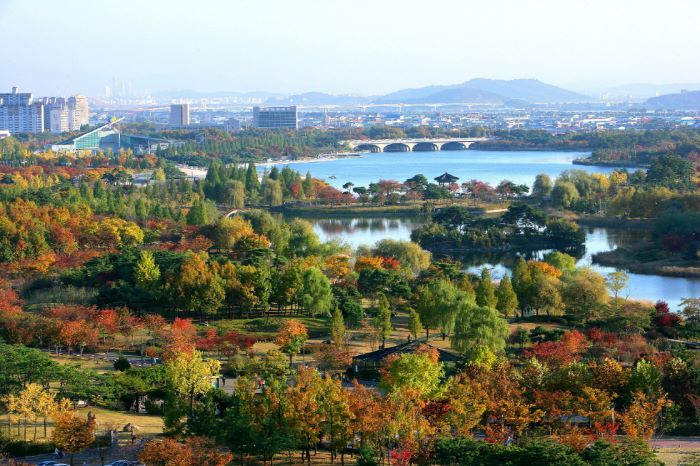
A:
257;152;367;168
593;249;700;278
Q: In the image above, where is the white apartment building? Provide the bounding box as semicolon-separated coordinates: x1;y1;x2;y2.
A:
0;87;44;133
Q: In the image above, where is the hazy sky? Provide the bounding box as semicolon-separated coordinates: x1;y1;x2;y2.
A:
1;0;699;96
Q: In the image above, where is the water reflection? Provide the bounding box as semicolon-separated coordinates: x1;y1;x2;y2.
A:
300;214;699;310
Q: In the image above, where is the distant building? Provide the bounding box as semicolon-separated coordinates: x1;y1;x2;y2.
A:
169;104;190;127
43;95;90;133
252;106;298;129
0;130;10;139
0;87;45;133
224;117;241;132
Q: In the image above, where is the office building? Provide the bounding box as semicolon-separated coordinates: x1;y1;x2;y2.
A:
252;106;298;129
0;87;44;133
169;103;190;127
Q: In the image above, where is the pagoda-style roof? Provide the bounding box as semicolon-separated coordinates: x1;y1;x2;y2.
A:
352;340;461;364
434;172;459;184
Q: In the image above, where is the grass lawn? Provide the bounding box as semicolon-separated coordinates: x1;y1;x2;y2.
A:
49;354;117;373
0;407;164;441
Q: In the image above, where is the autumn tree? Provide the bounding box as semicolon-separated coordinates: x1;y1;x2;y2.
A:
165;350;221;422
170;253;225;316
276;319;308;366
134;250;161;288
53;412;96;466
619;392;671;441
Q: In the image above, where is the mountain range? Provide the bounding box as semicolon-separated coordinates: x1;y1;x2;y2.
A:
153;79;700;108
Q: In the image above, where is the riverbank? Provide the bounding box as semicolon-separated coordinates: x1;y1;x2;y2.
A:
573;158;648;169
593;248;700;278
257;152;366;168
575;215;655;229
276;200;509;217
277;203;427;217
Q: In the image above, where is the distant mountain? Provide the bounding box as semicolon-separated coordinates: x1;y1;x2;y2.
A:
462;78;589;103
373;84;462;104
645;90;700;109
402;87;508;104
600;83;700;100
373;78;590;104
265;92;372;106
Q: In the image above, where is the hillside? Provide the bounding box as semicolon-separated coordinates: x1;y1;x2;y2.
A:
645;90;700;108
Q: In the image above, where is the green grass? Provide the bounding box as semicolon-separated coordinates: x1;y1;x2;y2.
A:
205;316;330;339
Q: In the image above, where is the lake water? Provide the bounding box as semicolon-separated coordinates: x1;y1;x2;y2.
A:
276;149;616;190
300;214;700;311
278;148;697;309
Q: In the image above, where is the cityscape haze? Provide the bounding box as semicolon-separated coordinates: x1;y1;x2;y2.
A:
1;0;699;97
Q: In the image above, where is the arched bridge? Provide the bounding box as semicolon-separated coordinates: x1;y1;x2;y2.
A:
343;137;489;153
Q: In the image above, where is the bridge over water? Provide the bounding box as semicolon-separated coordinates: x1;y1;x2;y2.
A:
342;137;489;153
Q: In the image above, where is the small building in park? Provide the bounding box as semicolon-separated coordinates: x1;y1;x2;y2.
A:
352;340;460;371
434;172;459;186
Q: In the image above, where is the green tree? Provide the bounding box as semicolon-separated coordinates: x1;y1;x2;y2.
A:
380;352;444;398
605;270;629;310
330;305;346;346
245;162;260;200
476;268;497;308
532;173;553;200
408;309;424;341
495;274;519;318
300;267;333;317
222;180;246;209
551;180;580;209
134;250;161;288
514;327;530;348
543;251;576;273
374;293;392;349
186;199;208;225
371;239;432;275
262;178;283;207
451;306;509;360
562;267;609;322
511;257;532;311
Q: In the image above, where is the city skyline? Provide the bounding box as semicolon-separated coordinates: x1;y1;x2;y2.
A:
1;0;699;97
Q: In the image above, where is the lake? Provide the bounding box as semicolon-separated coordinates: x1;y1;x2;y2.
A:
298;214;700;310
274;149;617;190
277;148;697;309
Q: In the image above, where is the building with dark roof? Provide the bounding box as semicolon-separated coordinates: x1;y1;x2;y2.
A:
352;340;460;369
434;172;459;185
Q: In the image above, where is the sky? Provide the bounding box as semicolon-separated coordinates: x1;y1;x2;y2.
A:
1;0;699;97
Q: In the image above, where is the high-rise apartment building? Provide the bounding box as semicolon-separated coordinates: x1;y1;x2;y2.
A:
42;95;89;133
169;104;190;127
0;87;44;133
252;106;298;129
0;88;89;134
